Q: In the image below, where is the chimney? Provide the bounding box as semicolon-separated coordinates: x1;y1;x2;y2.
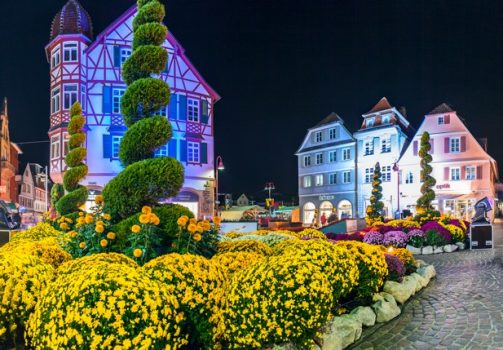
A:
478;138;488;152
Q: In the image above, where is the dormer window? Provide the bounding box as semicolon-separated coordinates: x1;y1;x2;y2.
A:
314;131;323;143
329;128;337;140
366;117;375;128
382;115;391;124
438;116;444;125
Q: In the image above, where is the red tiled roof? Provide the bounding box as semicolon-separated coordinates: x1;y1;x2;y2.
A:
366;97;393;114
50;0;93;41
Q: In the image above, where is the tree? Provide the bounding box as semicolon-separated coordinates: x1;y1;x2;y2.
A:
416;132;436;212
103;0;184;220
55;102;88;215
366;162;384;224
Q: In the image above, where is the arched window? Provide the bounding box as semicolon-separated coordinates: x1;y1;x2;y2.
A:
319;201;333;220
303;202;316;225
338;200;352;219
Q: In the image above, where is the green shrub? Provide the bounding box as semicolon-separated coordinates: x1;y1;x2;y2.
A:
133;1;165;30
120;78;171;127
69;133;85;148
51;184;64;207
62;164;88;191
119;116;172;166
103;157;184;220
122;46;167;86
132;22;167;50
64;148;86;168
425;230;446;247
55;186;88;215
66;115;85;134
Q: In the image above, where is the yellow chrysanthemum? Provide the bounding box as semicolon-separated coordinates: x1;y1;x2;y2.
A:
193;233;202;242
102;213;111;221
133;249;143;258
187;223;197;234
149;213;160;225
131;225;141;234
79;242;86;249
177;217;188;227
139;214;150;224
59;222;69;231
141;206;152;214
106;232;116;240
69;231;77;238
95;195;104;204
95;224;105;234
100;239;108;248
84;215;94;224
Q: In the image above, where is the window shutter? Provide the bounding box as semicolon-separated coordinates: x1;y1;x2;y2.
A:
373;137;379;150
390;134;397;151
103;134;112;159
168;138;177;158
429;139;434;154
113;46;121;68
201;143;208;164
444;114;450;124
201;100;209;124
163;57;169;73
461;166;466;180
477;165;483;179
178;95;187;120
103;86;112;113
180;140;187;162
168;94;177;119
444;138;450;153
460;136;466;152
444;167;450;180
413;141;418;156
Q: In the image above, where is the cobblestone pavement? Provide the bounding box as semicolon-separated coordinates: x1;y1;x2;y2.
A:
352;221;503;350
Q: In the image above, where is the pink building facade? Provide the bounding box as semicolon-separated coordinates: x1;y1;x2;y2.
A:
46;1;220;218
398;104;498;221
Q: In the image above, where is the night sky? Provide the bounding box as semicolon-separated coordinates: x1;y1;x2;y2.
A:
1;0;503;203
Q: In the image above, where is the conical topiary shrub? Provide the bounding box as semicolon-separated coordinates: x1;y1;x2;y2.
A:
102;0;184;220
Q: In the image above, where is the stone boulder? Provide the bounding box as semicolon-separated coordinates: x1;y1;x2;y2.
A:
417;265;436;282
350;306;376;327
456;242;466;250
383;279;415;304
421;246;433;255
372;292;401;323
409;272;428;290
406;245;422;255
433;246;444;254
443;244;459;253
415;259;427;268
321;314;362;350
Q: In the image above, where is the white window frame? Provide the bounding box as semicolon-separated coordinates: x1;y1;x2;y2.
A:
342;148;350;161
438;116;445;125
112;88;126;114
405;171;414;184
382;115;391;124
315;153;323;165
329;150;337;163
51;88;61;114
51;135;61;160
81;85;87;111
450;167;461;181
343;171;351;184
187;142;200;163
314;131;323;143
466;166;476;180
366;117;375;127
365;168;373;183
155;144;169;157
381;136;391;153
63;84;78;110
158;105;168;117
51;47;61;68
365;140;374;156
315;174;323;186
112;135;123;159
450;137;460;153
303;155;311;167
303;176;312;188
382;165;391;182
121;47;132;64
63;42;78;62
329;128;337;140
329;173;337;185
187;98;200;122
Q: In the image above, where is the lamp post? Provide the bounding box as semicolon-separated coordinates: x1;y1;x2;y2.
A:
215;156;225;216
265;182;275;214
393;162;400;219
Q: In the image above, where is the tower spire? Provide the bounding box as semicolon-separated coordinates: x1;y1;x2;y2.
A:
2;97;7;118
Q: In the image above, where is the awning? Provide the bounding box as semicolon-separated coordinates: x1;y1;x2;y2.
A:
437;194;476;201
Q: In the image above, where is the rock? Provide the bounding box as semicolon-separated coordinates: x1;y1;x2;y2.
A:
421;246;433;255
443;244;459;253
321;314;362;350
406;245;422;255
372;292;401;323
456;242;466;250
271;344;297;350
415;259;427;268
383;279;415;304
417;265;436;283
433;246;444;254
350;306;376;327
410;272;428;290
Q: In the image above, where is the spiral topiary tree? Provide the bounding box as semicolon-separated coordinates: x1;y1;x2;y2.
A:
366;162;384;224
102;0;184;220
55;102;88;215
416;132;436;212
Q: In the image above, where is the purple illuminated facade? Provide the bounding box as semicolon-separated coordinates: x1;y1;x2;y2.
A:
46;0;220;218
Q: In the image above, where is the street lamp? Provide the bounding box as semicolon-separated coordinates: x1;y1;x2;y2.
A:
393;162;400;219
215;156;225;216
265;182;275;213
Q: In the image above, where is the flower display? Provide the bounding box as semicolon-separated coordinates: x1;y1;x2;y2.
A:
27;261;188;349
384;254;406;282
143;254;226;348
326;232;364;241
211;251;266;276
363;231;384;245
443;224;465;243
10;223;62;243
422;222;452;244
57;253;138;276
173;216;220;257
293;228;327;240
406;229;425;248
386;247;416;273
382;219;420;232
0;238;71;268
382;231;408;247
124;207;162;264
217;239;273;256
223;256;333;349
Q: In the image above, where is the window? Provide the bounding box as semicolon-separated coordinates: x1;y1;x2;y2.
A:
343;171;351;183
315;174;323;186
315;131;323;143
365;140;374;155
50;135;60;159
188;142;200;163
365;168;373;183
382;165;391;182
329;128;337;140
329;150;337;163
63;43;78;62
63;84;78;110
155;144;169;157
382;115;391;124
112;135;123;158
303;155;311;167
342;148;350;160
316;153;323;165
303;176;312;188
51;88;60;114
187;98;200;122
63;133;69;156
438;116;444;125
329;173;337;185
405;171;414;184
121;48;132;64
51;47;60;68
444;199;455;212
381;137;391;153
112;88;126;113
466;166;476;180
158;105;168;117
450;167;461;181
450;137;460;153
366;118;375;127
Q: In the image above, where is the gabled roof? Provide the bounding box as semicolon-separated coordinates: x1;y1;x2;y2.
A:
365;97;393;114
313;112;343;128
428;103;454;115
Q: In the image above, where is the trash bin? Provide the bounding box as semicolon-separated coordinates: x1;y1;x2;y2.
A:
470;224;493;249
0;229;10;247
